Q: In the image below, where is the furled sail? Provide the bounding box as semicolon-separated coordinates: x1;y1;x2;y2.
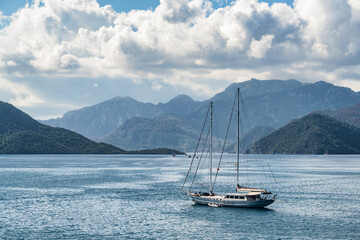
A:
236;185;268;193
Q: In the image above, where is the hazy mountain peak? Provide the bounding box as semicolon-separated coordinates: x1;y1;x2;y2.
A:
169;94;194;102
212;78;303;101
312;80;337;88
110;96;139;102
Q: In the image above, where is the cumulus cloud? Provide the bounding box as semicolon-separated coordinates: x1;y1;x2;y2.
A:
0;77;43;107
0;0;360;96
247;34;274;58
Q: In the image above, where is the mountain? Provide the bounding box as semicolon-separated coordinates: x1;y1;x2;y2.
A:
251;113;360;154
319;103;360;128
198;80;360;132
42;79;360;151
156;94;200;116
42;97;159;139
100;114;199;151
0;101;125;154
185;79;307;130
42;95;201;139
211;78;304;101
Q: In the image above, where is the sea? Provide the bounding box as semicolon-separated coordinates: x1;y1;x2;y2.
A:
0;154;359;240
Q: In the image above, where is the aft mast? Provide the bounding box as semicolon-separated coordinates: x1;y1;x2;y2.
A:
209;101;213;194
236;88;240;191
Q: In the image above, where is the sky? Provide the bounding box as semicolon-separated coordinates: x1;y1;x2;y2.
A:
0;0;359;120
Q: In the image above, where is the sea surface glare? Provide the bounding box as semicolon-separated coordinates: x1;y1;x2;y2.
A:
0;154;359;239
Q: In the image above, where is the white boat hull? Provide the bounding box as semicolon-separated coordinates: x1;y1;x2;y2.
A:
190;195;275;208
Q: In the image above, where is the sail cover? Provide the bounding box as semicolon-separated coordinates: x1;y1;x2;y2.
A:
237;185;267;193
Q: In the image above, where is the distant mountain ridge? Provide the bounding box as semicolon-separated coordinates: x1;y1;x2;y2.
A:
241;80;360;129
251;113;360;154
211;79;304;101
42;94;201;139
42;79;360;151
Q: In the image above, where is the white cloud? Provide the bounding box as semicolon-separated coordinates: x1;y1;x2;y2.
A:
0;0;359;110
0;77;43;107
247;34;274;58
6;60;17;66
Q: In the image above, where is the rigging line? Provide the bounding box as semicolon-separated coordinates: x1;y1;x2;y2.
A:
212;90;237;191
193;150;209;189
239;90;252;133
212;110;223;152
181;105;210;193
190;129;210;192
267;162;278;184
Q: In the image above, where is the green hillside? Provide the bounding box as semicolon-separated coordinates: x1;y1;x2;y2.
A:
251;113;360;154
0;101;125;154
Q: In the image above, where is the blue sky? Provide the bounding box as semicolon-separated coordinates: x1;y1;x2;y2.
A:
0;0;294;16
0;0;359;119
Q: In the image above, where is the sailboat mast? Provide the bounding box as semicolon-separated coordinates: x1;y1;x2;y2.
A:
236;88;240;190
210;101;213;193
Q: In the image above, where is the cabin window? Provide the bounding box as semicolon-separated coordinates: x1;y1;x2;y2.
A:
240;196;244;199
247;196;256;201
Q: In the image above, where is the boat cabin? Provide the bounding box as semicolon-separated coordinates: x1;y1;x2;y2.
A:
224;192;262;201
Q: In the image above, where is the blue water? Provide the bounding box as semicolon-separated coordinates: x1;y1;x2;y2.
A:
0;154;359;239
